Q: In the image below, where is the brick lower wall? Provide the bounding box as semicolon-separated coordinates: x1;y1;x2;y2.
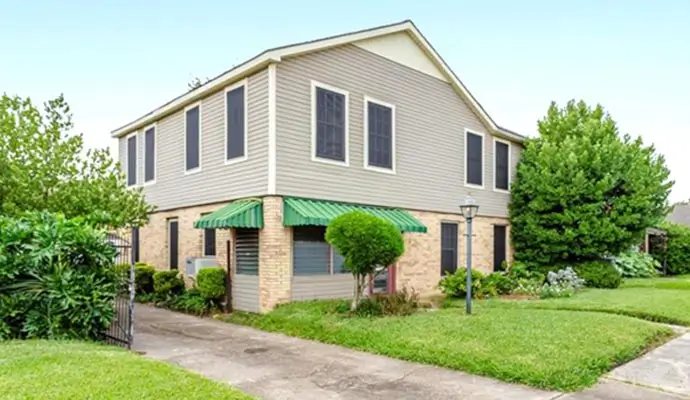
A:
258;196;292;311
138;202;231;273
397;210;511;296
137;197;512;311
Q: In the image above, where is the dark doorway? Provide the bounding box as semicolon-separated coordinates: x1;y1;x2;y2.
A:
493;225;507;271
168;219;179;270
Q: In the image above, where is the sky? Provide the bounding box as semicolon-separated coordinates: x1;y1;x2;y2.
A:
1;0;688;201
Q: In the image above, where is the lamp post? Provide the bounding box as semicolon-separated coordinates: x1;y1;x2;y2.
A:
459;196;479;315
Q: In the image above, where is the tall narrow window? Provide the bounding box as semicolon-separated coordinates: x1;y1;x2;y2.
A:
126;133;137;186
441;222;458;275
465;131;483;187
185;105;201;172
203;228;216;256
494;139;510;191
365;98;395;171
313;83;347;163
225;84;246;162
144;125;156;183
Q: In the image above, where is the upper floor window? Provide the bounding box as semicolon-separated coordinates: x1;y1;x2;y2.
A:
494;138;510;191
225;82;247;163
185;104;201;173
365;97;395;172
126;133;137;186
465;130;484;187
144;125;156;184
312;82;348;165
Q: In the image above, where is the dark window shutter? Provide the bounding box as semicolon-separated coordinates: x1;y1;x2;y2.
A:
315;87;346;162
495;141;509;190
168;220;179;270
441;223;458;275
185;106;200;170
467;132;483;186
367;102;393;169
226;86;245;160
144;127;155;182
127;135;137;186
204;228;216;256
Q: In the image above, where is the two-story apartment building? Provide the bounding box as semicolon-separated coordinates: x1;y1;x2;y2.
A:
112;20;525;312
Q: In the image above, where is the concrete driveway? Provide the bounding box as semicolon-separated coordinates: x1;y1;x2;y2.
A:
132;305;688;400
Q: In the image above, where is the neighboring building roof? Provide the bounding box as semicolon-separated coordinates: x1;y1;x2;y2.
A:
111;20;525;142
668;203;690;227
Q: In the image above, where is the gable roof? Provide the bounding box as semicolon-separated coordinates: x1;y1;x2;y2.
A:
668;203;690;227
111;20;525;142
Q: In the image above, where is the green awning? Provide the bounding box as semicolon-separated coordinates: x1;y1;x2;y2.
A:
194;199;263;229
283;197;427;233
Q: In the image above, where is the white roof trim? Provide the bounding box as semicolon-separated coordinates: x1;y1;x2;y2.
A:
112;20;524;142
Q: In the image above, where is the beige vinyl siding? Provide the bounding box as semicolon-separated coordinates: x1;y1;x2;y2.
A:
291;275;354;301
275;44;521;218
232;275;260;312
119;69;270;211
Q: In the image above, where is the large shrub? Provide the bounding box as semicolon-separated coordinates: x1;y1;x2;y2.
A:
613;250;660;278
197;267;226;304
135;263;156;294
439;269;485;298
0;212;118;340
651;222;690;275
153;270;185;300
574;260;622;289
326;211;405;310
510;100;672;268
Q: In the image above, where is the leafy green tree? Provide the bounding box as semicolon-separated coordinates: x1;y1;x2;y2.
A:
509;100;672;267
326;212;405;310
0;93;153;227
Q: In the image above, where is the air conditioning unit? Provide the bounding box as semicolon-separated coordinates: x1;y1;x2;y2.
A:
185;257;217;278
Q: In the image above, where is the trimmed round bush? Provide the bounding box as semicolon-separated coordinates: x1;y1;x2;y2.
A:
134;263;156;294
197;267;226;302
153;270;185;299
574;260;622;289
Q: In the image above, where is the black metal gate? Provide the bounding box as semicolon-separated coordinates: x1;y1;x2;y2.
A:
101;231;135;348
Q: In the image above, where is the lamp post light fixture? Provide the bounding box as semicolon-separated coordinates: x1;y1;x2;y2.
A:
459;196;479;315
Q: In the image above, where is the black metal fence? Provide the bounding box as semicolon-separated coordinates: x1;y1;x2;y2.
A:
101;232;135;348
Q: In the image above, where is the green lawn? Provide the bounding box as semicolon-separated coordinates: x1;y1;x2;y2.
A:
482;283;690;326
0;341;252;400
225;300;672;391
622;275;690;290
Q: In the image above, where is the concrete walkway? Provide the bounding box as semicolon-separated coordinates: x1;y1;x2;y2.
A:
132;305;689;400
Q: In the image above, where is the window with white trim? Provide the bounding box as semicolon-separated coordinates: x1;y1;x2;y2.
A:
365;99;394;170
466;131;483;186
225;84;246;161
126;133;137;186
313;84;347;163
144;125;156;183
185;105;201;172
494;139;510;191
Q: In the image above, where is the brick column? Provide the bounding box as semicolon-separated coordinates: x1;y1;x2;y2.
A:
259;196;292;312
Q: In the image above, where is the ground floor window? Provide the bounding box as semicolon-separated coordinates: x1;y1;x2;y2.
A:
293;226;347;276
235;228;259;275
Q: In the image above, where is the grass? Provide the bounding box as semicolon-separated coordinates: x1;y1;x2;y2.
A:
622;275;690;290
481;281;690;326
225;300;672;391
0;341;253;400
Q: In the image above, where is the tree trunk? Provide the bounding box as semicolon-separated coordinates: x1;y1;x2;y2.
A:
351;274;365;311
